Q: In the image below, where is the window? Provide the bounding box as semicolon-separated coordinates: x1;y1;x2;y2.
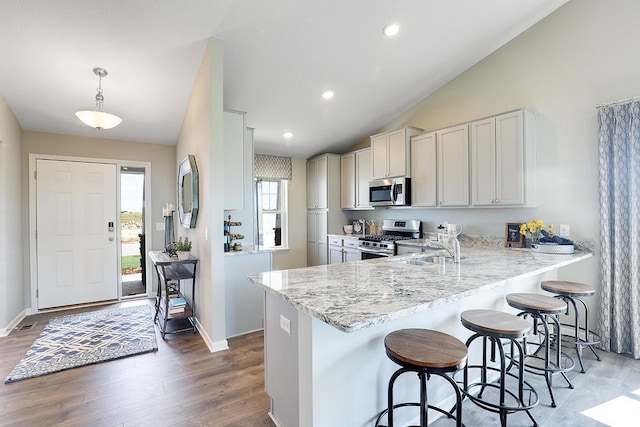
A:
257;179;288;249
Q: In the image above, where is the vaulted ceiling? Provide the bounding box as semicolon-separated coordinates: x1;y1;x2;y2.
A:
0;0;568;158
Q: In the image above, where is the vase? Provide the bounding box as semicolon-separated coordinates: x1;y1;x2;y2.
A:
526;231;541;248
176;251;190;260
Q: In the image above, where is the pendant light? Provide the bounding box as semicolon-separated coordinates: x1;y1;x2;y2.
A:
75;67;122;130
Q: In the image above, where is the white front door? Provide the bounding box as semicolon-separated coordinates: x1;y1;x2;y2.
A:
36;159;118;309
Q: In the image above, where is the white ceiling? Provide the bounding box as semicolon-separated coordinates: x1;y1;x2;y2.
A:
0;0;568;159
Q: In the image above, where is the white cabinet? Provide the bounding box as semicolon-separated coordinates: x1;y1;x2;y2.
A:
307;154;347;266
470;109;536;206
340;152;356;209
340;148;372;209
223;109;248;210
410;132;437;207
327;236;361;263
356;149;372;208
343;237;361;262
308;211;328;266
371;127;422;179
307;155;328;209
437;124;469;207
328;236;343;264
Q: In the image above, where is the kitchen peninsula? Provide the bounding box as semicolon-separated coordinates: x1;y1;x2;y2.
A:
247;242;593;427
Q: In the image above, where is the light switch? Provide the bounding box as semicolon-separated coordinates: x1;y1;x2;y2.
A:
156;222;165;231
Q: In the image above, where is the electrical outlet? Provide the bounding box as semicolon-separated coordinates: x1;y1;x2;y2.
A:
559;224;570;237
279;314;291;334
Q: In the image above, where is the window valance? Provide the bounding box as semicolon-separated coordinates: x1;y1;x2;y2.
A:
254;154;292;180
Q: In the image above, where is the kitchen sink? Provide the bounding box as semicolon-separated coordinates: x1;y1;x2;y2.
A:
394;254;464;266
403;256;448;266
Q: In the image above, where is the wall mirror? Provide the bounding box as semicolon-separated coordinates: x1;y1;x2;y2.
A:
178;154;199;228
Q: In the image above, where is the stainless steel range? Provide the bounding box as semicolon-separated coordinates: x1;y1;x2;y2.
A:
358;219;422;259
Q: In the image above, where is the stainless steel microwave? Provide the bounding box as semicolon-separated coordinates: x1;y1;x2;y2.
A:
368;177;411;207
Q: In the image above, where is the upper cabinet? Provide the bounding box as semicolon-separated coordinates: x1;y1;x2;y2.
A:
371;127;423;179
408;108;537;209
223;109;247;210
340;152;355;209
470;109;537;207
437;124;470;207
410;132;437;207
307;155;328;209
340;148;372;210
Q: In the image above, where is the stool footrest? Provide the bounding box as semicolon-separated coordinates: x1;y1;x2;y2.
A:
374;402;457;427
461;365;539;413
558;324;602;347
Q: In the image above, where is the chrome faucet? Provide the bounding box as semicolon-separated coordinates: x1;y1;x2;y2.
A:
422;237;461;263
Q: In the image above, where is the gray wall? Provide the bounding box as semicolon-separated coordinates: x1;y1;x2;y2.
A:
0;93;24;334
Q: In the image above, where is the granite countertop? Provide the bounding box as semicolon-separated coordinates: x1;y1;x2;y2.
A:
246;243;593;333
224;245;278;256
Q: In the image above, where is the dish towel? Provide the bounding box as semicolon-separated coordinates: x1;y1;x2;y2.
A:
539;230;573;245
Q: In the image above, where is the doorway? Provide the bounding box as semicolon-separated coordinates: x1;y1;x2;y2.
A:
29;154;153;312
120;166;146;297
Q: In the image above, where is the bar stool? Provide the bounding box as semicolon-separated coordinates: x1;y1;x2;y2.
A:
506;293;575;407
541;280;602;373
460;309;539;427
375;329;468;427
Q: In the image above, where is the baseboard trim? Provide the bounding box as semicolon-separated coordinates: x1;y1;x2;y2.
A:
194;317;229;353
268;412;284;427
0;309;27;337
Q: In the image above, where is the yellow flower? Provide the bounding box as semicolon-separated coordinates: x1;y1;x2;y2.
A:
520;219;546;236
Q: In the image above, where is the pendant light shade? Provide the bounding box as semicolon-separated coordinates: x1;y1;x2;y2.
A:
75;67;122;130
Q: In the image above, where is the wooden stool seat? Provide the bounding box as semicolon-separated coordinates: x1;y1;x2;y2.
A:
385;329;468;373
375;329;467;427
541;280;595;297
506;293;567;314
461;309;531;339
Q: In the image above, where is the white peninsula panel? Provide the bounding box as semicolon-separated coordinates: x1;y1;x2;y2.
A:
249;244;592;426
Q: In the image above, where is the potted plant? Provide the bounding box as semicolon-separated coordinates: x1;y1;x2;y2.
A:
175;236;192;260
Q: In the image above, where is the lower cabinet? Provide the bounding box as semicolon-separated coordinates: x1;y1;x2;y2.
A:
328;236;361;263
308;211;328;266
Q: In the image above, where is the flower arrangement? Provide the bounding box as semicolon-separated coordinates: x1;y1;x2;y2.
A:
520;219;553;243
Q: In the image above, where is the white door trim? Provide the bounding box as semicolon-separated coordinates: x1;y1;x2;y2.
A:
28;153;153;314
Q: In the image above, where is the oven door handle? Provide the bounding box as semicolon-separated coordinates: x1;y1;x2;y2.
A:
358;246;392;256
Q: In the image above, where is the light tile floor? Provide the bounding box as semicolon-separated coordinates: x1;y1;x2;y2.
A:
428;348;640;426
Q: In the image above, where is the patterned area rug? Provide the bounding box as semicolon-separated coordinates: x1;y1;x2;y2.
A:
4;305;157;384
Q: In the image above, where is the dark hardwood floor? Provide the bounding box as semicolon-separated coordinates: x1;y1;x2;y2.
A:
0;300;275;427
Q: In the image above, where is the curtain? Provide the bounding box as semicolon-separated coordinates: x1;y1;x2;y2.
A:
597;99;640;358
254;154;292;180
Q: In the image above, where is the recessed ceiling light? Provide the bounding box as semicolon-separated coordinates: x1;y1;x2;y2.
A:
383;23;400;37
322;90;334;100
283;132;293;139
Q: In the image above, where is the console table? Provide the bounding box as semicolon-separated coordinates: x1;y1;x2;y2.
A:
149;250;198;338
